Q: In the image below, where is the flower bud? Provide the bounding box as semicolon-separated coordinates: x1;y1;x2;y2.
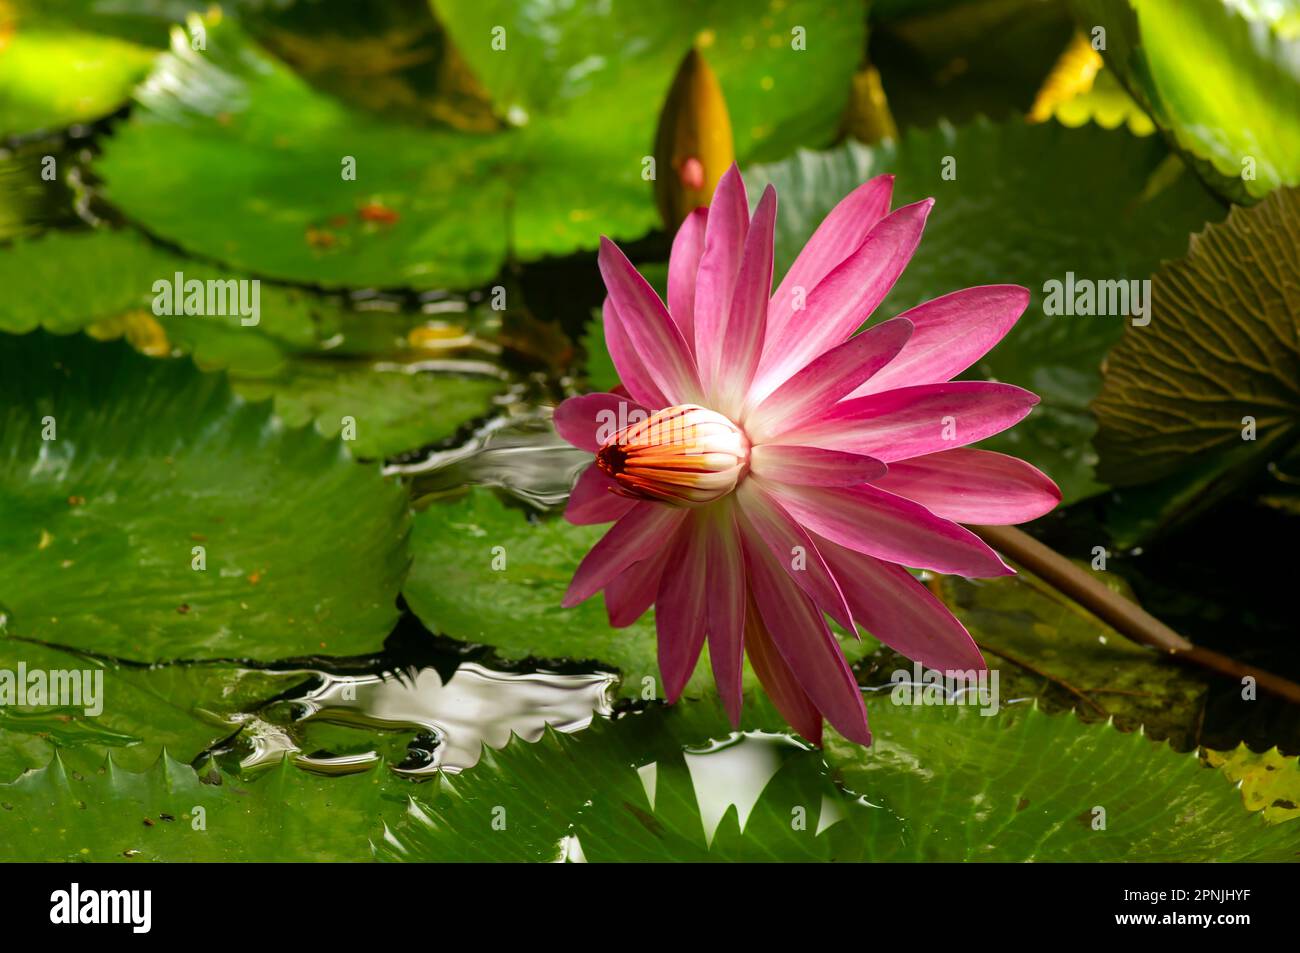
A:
597;404;749;506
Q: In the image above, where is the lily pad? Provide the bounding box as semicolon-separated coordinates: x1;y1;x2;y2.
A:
824;702;1300;860
380;696;1300;861
0;28;155;138
0;330;409;661
932;571;1207;748
1093;187;1300;488
96;5;864;289
1078;0;1300;200
0;639;298;783
0;230;503;457
402;488;876;702
746;119;1225;503
0;751;411;861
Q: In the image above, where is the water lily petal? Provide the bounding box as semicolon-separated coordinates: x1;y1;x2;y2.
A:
852;285;1030;396
774;381;1039;461
746;316;912;438
706;504;746;726
743;593;824;746
709;184;775;413
553;391;650;453
563;502;689;607
693;164;750;394
766;481;1013;578
604;536;676;627
819;538;987;673
599;237;702;405
603;297;668;408
565;462;637;526
736;480;855;633
742;531;871;745
765;174;894;358
749;445;886;486
656;513;710;703
667;207;708;350
870;448;1061;524
752;198;932;400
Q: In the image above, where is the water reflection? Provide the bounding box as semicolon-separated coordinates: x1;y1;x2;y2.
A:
236;660;616;776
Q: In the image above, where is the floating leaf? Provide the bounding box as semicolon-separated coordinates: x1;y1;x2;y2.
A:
0;331;409;661
824;702;1300;860
746;118;1224;503
1079;0;1300;200
1206;744;1300;824
0;752;411;861
1093;187;1300;489
0;230;503;457
97;5;864;289
0;27;154;138
381;696;1300;862
0;639;298;783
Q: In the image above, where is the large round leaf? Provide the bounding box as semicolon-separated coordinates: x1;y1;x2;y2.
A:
0;331;409;660
0;230;503;458
1093;187;1300;485
378;697;1300;861
97;5;864;289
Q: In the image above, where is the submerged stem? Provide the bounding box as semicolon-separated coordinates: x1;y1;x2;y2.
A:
971;524;1300;706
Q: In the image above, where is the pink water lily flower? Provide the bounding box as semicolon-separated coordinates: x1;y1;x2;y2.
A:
554;163;1059;746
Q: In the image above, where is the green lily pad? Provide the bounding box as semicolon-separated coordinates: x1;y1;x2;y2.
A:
0;230;503;457
402;488;876;702
0;751;412;861
0;639;298;783
0;330;409;661
0;28;155;138
746;119;1225;503
824;702;1300;860
379;698;900;862
96;5;863;289
1093;187;1300;489
1078;0;1300;201
933;571;1207;748
380;696;1300;861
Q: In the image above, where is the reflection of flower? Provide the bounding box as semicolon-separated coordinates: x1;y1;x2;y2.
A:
555;164;1058;745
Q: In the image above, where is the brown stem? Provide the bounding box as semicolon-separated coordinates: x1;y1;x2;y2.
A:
971;524;1300;706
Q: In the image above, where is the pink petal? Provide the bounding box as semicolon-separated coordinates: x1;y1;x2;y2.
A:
693;164;749;396
870;448;1061;525
736;480;855;633
752;199;933;401
851;285;1030;397
819;538;986;672
667;208;707;351
748;445;886;487
773;381;1039;462
563;502;688;607
742;532;871;745
765;482;1012;578
708;184;775;413
745;317;913;439
553;392;651;453
604;537;675;626
656;513;709;703
603;298;667;408
705;505;746;726
744;595;824;746
598;238;702;405
565;463;636;526
765;174;894;360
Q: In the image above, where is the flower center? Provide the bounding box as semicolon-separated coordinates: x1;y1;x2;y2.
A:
596;404;750;506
